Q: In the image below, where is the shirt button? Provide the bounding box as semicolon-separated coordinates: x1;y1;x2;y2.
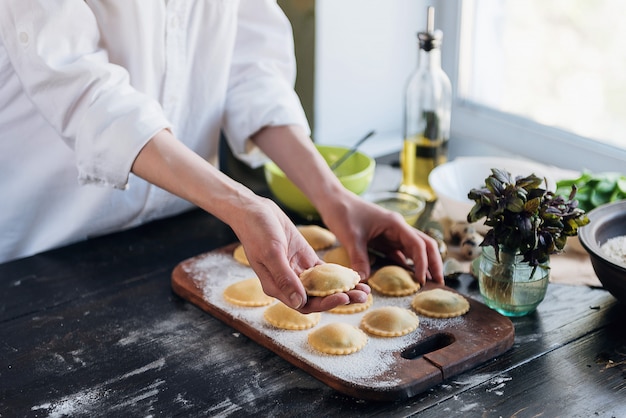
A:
19;32;29;45
170;16;180;29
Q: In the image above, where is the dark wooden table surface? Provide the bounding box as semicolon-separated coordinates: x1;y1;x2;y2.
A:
1;160;625;417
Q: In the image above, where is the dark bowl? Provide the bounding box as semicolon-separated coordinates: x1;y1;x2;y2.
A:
578;200;626;303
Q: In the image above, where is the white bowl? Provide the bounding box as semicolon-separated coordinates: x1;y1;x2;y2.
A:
429;157;556;230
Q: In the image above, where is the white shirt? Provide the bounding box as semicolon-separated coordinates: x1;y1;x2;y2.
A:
0;0;309;263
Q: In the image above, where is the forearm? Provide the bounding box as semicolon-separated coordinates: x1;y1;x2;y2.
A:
251;125;352;216
131;129;260;228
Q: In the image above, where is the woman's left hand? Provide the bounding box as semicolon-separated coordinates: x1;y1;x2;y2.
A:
318;191;444;285
251;125;444;285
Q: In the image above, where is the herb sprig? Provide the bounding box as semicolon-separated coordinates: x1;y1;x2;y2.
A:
467;168;589;267
555;171;626;212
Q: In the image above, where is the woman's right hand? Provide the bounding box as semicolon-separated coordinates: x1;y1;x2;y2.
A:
228;196;370;314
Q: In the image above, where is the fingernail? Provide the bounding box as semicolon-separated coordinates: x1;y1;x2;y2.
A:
290;293;304;309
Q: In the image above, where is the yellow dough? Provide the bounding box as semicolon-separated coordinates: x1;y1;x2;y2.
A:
323;246;351;267
360;306;420;337
232;244;250;266
299;263;360;297
328;293;374;314
368;265;420;296
264;302;321;330
223;278;274;307
298;225;336;250
308;323;368;355
411;288;470;318
323;246;375;268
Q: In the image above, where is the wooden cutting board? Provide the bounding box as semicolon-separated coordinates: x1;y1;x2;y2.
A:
171;243;514;401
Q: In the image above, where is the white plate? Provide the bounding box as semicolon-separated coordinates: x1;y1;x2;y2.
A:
429;156;557;228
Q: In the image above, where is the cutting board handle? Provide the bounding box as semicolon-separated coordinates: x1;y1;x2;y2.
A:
402;332;455;360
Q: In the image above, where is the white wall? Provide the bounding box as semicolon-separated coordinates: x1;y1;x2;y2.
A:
314;0;435;157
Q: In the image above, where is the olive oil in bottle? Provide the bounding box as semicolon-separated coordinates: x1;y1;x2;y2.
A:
400;133;448;201
398;7;451;202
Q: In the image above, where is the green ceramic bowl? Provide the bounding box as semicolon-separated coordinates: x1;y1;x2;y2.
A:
264;144;376;218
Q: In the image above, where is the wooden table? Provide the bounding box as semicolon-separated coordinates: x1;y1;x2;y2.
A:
1;161;625;417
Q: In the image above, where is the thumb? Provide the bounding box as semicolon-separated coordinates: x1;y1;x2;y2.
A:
254;258;308;310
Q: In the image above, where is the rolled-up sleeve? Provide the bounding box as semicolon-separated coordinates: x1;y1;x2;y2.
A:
223;0;310;168
0;0;171;189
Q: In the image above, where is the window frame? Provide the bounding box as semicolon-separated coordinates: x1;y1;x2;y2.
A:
436;0;626;173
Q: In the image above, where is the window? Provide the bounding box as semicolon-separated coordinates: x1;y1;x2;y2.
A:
438;0;626;172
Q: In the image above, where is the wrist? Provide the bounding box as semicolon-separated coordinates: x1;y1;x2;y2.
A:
314;185;358;220
206;186;266;228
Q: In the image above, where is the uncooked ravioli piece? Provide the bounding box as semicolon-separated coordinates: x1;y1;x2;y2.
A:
323;246;375;268
223;278;274;307
328;293;374;314
308;323;367;355
232;244;250;266
299;263;360;297
368;265;419;296
411;288;470;318
264;302;321;330
360;306;419;337
298;225;336;250
323;246;351;267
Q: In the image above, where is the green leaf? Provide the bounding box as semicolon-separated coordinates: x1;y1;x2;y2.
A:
491;168;513;184
595;178;616;193
506;197;525;213
590;188;613;208
516;174;544;190
556;171;626;211
525;198;541;213
468;167;591;263
486;176;504;194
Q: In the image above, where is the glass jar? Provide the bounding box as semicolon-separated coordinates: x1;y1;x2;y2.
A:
478;246;550;317
365;191;426;226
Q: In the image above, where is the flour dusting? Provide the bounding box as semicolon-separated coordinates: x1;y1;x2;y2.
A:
185;251;470;388
31;388;105;418
30;360;167;417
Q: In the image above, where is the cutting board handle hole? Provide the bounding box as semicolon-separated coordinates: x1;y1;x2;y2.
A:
401;333;455;360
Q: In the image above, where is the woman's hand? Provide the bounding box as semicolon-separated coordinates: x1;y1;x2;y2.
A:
317;191;444;285
227;196;370;314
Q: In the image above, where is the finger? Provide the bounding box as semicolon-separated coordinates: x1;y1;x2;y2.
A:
345;283;371;303
423;236;445;283
298;284;371;314
402;235;429;286
298;293;349;314
354;282;371;293
252;255;308;310
411;229;444;283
